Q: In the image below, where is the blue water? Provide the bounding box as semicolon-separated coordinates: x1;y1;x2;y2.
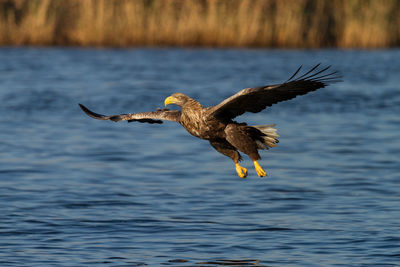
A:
0;48;399;266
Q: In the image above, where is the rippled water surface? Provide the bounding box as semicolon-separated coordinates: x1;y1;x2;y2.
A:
0;48;399;266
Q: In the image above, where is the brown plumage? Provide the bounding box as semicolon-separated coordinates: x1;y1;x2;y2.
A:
79;64;340;178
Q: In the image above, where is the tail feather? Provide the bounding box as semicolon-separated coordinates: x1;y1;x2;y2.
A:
253;124;279;150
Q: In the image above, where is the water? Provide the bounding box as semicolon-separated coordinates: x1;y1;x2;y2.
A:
0;47;399;266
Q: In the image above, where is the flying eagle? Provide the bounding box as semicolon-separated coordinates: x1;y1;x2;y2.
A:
79;64;340;178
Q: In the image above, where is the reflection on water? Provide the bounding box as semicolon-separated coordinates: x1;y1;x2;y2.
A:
0;48;399;266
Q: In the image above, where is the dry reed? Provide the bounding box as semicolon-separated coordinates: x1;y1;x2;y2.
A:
0;0;399;48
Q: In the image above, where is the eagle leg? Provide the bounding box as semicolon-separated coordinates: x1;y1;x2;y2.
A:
209;139;246;178
253;161;266;177
235;163;248;178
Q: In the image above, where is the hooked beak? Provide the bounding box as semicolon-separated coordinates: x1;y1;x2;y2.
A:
164;96;176;107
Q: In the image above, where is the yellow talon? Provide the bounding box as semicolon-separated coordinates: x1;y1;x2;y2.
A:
235;163;248;178
253;161;266;177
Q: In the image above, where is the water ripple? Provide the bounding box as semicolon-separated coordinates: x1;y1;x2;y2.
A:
0;48;399;266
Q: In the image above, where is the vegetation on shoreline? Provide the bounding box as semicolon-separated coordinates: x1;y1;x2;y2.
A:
0;0;399;48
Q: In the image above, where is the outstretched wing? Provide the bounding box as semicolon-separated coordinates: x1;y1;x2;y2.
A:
208;64;341;120
79;104;181;124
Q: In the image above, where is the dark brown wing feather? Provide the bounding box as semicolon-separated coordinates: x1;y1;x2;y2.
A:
79;104;181;124
208;64;341;120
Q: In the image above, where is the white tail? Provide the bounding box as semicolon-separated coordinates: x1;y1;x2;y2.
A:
253;124;280;150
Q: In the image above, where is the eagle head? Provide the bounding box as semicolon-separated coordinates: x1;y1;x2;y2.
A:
164;93;190;107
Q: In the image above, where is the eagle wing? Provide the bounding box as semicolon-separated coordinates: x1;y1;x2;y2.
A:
79;104;181;124
208;64;341;120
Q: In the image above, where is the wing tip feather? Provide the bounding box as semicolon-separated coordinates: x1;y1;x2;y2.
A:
288;64;342;86
78;103;109;120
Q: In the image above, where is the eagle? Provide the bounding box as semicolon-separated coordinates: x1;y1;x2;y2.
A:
79;64;340;178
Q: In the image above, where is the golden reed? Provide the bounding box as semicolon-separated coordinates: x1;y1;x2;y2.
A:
0;0;399;48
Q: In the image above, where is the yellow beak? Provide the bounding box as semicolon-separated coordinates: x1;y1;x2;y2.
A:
164;96;176;107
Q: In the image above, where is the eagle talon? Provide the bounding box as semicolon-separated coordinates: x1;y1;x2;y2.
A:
235;163;248;178
253;161;266;177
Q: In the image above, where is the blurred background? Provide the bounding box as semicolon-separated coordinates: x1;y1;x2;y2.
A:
0;1;399;266
0;0;399;48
